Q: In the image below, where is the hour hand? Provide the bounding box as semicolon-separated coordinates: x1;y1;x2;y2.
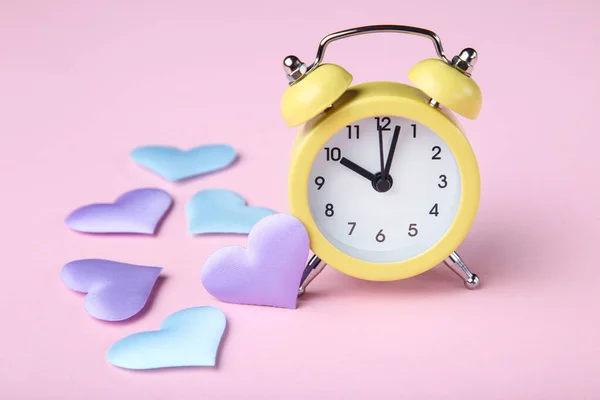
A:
340;157;377;182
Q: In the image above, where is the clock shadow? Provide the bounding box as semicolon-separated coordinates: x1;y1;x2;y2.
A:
299;267;463;301
299;218;533;301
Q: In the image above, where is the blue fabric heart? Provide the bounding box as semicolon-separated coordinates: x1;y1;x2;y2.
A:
131;145;237;181
187;189;277;234
106;306;226;370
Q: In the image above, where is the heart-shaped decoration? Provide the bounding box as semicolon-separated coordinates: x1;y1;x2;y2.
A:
65;188;172;234
131;144;237;182
107;306;226;370
187;189;276;234
61;259;163;321
201;213;309;308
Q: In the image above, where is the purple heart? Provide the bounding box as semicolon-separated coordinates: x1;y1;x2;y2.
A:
65;188;172;234
61;259;163;321
201;214;309;309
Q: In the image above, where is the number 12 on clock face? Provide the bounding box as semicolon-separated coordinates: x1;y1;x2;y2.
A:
307;115;462;264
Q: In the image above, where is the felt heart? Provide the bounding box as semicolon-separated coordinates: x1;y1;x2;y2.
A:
187;189;276;234
131;144;237;182
107;306;226;370
65;188;172;234
201;213;309;308
61;259;163;321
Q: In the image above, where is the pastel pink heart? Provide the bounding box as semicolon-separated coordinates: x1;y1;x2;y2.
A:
200;214;309;309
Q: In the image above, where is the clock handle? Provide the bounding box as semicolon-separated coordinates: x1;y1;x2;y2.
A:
310;25;451;71
283;25;478;85
298;255;327;297
443;252;481;289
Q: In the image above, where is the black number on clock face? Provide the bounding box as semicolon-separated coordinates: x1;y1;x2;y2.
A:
408;223;419;237
325;203;334;217
348;222;356;235
347;125;359;139
411;123;417;138
324;147;341;161
375;229;386;242
438;175;448;188
432;146;442;160
375;117;391;132
314;176;325;190
429;203;439;216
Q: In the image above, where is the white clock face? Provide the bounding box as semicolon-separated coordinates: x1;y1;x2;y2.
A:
308;115;462;263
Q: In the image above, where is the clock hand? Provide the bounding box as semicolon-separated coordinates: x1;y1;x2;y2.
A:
383;125;401;180
340;157;377;182
378;129;385;176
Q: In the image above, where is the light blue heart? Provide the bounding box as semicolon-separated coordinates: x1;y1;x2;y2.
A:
106;306;226;370
187;189;277;234
131;145;237;182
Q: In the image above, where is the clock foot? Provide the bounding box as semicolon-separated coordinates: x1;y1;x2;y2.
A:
443;251;480;289
298;255;327;297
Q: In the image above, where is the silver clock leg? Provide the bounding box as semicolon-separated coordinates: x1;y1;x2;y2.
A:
443;251;480;289
298;255;327;297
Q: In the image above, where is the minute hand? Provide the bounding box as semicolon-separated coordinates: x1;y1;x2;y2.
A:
383;125;401;179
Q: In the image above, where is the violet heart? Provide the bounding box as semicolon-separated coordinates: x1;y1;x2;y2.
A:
201;213;309;309
65;188;172;235
61;259;163;321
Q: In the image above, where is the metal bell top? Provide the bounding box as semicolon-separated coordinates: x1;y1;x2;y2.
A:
451;48;478;76
283;55;308;84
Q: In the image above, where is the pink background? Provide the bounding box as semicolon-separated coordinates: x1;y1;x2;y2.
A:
1;0;599;398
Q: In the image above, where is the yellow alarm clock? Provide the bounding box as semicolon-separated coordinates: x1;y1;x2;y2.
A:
280;25;482;294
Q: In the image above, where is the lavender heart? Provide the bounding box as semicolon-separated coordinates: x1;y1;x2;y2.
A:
61;259;163;321
201;214;309;309
65;188;172;235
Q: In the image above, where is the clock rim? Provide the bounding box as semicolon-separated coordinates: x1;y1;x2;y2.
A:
287;81;480;281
